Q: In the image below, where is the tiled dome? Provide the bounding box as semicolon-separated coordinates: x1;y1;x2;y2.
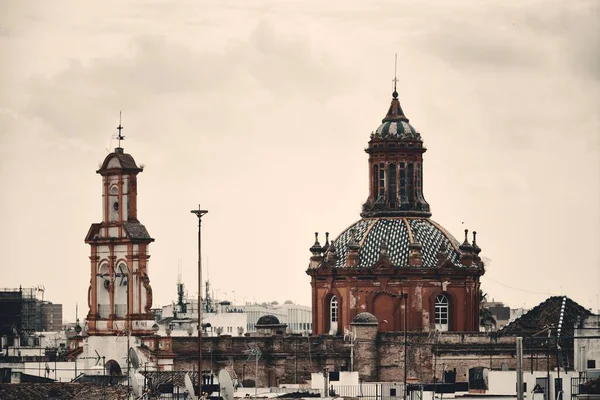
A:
330;217;462;268
370;90;422;141
373;120;421;141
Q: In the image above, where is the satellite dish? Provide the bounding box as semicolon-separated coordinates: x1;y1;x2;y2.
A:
185;373;197;400
130;369;142;397
218;369;235;400
128;347;140;370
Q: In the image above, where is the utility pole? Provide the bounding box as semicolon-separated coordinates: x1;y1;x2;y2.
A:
350;327;355;372
517;337;524;400
191;206;208;396
402;292;408;400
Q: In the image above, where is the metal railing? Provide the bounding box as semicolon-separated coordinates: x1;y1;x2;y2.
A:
331;383;404;400
98;305;111;318
571;376;600;397
115;304;127;318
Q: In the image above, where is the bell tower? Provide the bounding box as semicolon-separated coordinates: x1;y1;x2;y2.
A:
84;121;155;336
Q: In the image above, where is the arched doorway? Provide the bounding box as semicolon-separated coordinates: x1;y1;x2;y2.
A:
104;359;122;376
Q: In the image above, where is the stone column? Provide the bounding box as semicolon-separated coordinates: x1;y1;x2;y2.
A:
351;313;379;382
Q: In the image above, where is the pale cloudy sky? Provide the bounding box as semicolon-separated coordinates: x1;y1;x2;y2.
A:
1;0;598;322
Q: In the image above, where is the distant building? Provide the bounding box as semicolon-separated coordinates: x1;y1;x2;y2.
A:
40;303;62;332
502;296;593;370
575;314;600;371
509;307;527;323
157;280;312;334
481;301;511;330
275;301;312;334
0;287;62;346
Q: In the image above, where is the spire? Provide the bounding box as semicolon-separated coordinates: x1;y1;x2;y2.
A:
326;239;338;261
322;232;330;252
472;231;481;255
459;229;473;252
383;54;408;123
310;232;323;254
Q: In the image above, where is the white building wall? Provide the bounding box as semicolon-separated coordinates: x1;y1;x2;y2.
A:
275;304;312;333
574;314;600;371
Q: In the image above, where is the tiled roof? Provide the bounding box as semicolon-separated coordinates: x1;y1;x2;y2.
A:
123;222;153;241
0;383;128;400
331;217;462;268
85;222;153;242
373;120;421;141
501;296;592;337
97;149;142;174
371;94;422;141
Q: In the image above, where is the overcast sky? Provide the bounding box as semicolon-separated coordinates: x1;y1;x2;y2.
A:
1;0;598;323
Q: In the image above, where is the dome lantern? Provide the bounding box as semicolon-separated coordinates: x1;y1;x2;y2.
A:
362;90;430;218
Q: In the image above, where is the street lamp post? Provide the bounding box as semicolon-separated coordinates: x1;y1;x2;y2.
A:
191;206;208;396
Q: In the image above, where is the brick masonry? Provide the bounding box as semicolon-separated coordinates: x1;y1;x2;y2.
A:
144;331;558;387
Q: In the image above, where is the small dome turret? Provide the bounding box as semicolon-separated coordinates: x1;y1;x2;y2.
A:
352;312;378;324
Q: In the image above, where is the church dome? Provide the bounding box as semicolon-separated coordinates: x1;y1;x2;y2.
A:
329;217;462;268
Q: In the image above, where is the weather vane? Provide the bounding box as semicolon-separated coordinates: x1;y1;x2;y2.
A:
116;111;125;148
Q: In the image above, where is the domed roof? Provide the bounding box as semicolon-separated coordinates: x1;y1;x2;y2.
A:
330;217;463;268
352;312;378;324
371;92;422;142
256;315;281;326
373;120;421;141
97;148;143;175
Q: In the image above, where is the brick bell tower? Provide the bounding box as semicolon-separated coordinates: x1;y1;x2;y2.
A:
84;121;155;336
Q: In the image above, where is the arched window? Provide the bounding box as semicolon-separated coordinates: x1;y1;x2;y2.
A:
388;164;397;207
435;294;449;331
407;163;414;204
97;263;110;318
415;163;422;198
329;296;338;335
399;162;406;202
115;263;128;318
378;163;385;197
109;185;119;222
373;164;379;199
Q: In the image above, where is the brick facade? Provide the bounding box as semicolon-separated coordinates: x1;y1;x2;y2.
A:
143;331;558;387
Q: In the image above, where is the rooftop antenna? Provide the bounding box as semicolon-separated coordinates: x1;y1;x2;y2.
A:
178;260;182;285
392;53;398;98
116;111;125;149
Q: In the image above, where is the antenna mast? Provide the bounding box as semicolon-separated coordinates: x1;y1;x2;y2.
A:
116;111;125;148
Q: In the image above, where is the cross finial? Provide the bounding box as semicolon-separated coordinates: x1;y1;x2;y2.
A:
392;53;398;99
116;111;125;148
